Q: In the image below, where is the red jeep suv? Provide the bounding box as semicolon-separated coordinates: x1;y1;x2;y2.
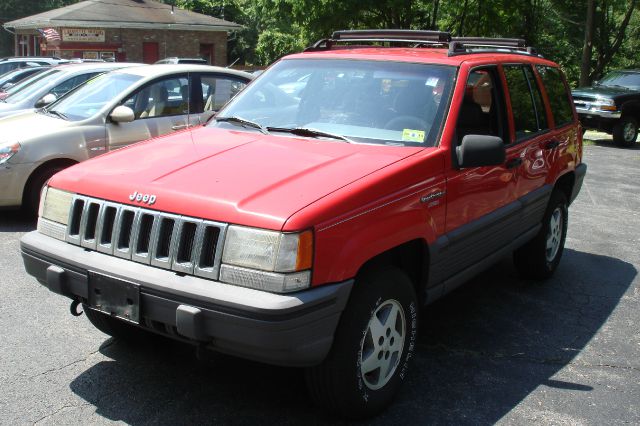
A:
21;30;586;418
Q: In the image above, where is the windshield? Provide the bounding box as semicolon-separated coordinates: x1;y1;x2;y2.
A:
4;69;62;104
599;71;640;90
213;59;456;147
48;72;142;121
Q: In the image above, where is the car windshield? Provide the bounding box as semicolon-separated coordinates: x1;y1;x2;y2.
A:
4;69;62;103
47;72;142;121
212;59;456;147
599;71;640;90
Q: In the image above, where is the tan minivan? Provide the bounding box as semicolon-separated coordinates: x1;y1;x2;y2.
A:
0;64;253;213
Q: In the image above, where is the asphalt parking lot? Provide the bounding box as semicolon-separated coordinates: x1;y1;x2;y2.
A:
0;135;638;425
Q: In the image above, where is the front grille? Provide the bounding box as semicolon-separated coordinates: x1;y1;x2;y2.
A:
66;195;227;280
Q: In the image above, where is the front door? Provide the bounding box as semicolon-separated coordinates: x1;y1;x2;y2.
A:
106;74;191;150
442;66;517;282
199;43;214;64
142;42;159;64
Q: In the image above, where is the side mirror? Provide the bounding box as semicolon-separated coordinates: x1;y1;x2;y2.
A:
35;93;57;108
456;135;506;168
109;105;135;123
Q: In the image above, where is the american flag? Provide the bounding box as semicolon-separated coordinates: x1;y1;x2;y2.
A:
37;28;61;41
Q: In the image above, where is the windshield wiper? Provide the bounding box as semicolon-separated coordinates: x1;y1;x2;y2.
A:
215;116;268;134
267;126;352;143
44;109;68;120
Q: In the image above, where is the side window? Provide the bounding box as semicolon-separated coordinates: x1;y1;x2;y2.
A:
504;65;549;140
536;66;574;127
50;73;99;97
201;75;247;112
456;68;506;143
123;76;190;119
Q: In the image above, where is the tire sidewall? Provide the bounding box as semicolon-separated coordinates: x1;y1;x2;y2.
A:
614;117;638;147
542;191;568;273
332;268;418;417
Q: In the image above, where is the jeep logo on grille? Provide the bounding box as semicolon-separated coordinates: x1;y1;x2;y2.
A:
129;191;156;205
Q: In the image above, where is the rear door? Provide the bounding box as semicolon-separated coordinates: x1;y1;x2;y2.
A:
502;64;553;203
106;73;192;150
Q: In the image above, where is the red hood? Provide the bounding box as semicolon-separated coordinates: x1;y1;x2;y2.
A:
51;127;422;230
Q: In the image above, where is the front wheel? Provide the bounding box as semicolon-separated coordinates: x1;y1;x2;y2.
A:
612;116;638;147
514;190;568;280
305;267;418;419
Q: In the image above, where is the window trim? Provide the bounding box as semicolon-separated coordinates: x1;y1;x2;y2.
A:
118;73;191;121
502;63;552;144
535;65;577;129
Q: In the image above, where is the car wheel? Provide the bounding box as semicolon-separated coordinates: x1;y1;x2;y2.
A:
83;304;142;340
514;190;568;280
304;266;418;419
612;116;638;147
23;166;66;217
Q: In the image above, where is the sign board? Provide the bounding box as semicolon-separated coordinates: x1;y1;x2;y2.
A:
62;28;105;43
83;51;99;60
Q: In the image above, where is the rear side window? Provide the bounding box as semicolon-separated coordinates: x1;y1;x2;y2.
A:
504;65;549;141
536;66;574;127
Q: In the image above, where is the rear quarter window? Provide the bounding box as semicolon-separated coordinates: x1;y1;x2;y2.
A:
536;66;574;127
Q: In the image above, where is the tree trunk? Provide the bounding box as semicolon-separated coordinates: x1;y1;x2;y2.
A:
590;0;637;81
431;0;439;30
579;0;596;87
458;0;469;36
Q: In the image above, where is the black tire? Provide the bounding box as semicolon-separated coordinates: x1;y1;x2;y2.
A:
23;166;66;217
514;190;568;280
83;304;142;340
304;267;418;419
612;116;638;147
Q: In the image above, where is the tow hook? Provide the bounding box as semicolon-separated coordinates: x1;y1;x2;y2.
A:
70;300;83;317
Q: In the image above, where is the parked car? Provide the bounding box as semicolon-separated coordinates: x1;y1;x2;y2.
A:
155;57;207;65
20;30;585;419
572;69;640;146
0;65;49;91
0;56;67;75
0;62;139;118
0;64;252;212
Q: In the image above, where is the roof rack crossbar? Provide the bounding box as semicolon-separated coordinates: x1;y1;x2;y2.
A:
332;29;451;43
451;37;525;48
304;30;540;56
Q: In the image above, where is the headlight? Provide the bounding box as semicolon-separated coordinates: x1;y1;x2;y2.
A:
222;226;313;272
591;98;617;111
40;186;74;225
221;226;313;292
0;142;20;165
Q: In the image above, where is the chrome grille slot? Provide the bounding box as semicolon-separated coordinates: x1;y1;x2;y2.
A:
114;208;137;259
66;197;86;244
97;204;118;253
199;226;220;269
173;220;201;274
194;221;227;280
63;196;227;280
80;201;101;249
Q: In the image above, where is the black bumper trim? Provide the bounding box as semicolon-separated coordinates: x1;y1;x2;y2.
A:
21;232;353;367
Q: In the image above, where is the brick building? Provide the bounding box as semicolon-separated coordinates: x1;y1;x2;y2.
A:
2;0;241;65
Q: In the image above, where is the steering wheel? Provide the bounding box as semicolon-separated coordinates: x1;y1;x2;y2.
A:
384;115;428;131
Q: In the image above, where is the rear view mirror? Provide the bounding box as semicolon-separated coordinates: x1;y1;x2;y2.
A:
35;93;57;108
456;135;506;168
110;105;135;123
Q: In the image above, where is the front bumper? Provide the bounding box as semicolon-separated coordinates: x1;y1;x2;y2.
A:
0;162;34;207
575;107;621;119
21;231;353;367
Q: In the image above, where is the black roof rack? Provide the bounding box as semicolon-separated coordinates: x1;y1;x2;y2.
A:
305;30;540;57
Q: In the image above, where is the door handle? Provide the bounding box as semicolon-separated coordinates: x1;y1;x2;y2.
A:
544;140;560;150
172;124;188;130
505;158;523;169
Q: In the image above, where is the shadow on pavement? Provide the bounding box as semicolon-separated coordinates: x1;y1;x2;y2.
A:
69;249;636;425
0;210;36;232
584;136;640;150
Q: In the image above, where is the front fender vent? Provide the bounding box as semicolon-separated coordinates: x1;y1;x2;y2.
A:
66;196;227;280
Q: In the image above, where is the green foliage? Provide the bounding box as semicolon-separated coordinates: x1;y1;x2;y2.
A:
2;0;637;84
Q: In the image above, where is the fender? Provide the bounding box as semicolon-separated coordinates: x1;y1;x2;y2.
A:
311;175;445;285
